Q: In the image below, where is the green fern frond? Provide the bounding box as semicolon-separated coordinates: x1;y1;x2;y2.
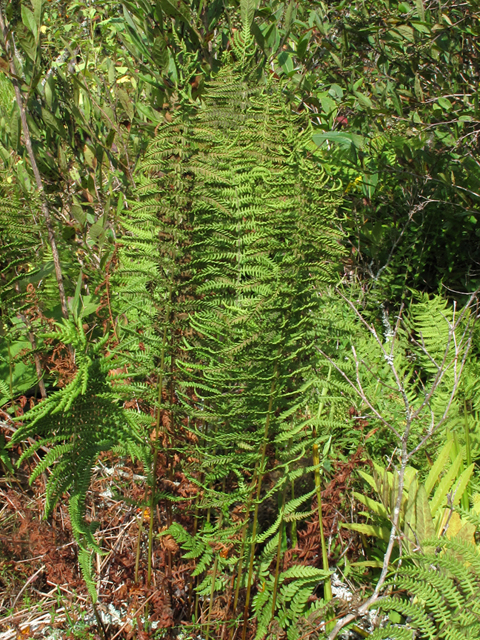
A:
375;538;480;639
10;319;141;600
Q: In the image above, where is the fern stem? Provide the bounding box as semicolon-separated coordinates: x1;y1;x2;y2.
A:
232;517;248;616
206;512;223;640
290;479;297;550
230;480;257;623
465;400;472;467
195;589;199;625
206;554;219;640
134;513;145;584
7;338;13;400
463;399;472;509
92;602;108;640
271;480;288;617
147;323;168;587
313;442;331;600
19;313;47;399
231;430;267;621
313;370;333;606
241;362;280;640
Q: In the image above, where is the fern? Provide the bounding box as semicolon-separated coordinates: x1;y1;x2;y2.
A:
10;319;142;600
372;539;480;639
0;193;43;306
6;2;343;621
171;18;342;628
167;520;238;597
181;15;340;500
252;563;331;640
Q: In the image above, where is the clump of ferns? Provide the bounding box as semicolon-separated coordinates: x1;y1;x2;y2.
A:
172;36;341;640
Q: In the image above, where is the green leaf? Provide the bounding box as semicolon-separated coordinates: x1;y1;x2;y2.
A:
278;51;294;75
393;25;415;41
391;91;403;116
354;91;373;109
313;131;364;150
350;560;384;568
240;0;258;30
354;491;389;519
451;463;475;507
0;141;10;163
251;22;265;51
414;0;425;21
438;97;453;111
362;172;379;198
79;295;100;319
117;88;134;121
88;216;106;247
0;434;14;474
412;21;430;34
41;107;66;139
121;7;151;59
283;0;295;37
31;0;43;27
341;522;391;542
0;339;37;406
357;469;378;492
44;76;54;110
160;0;199;42
429;450;463;516
136;102;162;123
151;36;169;70
69;271;83;321
84;145;96;169
21;4;38;38
71;204;87;226
18;32;37;61
414;75;423;102
415;484;435;544
425;441;453;497
319;93;336;115
330;51;342;68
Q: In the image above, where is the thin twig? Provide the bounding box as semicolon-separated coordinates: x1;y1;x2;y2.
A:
11;565;45;609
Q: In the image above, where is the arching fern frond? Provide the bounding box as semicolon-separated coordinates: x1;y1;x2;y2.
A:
10;319;142;601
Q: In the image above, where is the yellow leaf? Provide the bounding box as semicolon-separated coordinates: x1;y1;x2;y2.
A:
445;511;462;539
